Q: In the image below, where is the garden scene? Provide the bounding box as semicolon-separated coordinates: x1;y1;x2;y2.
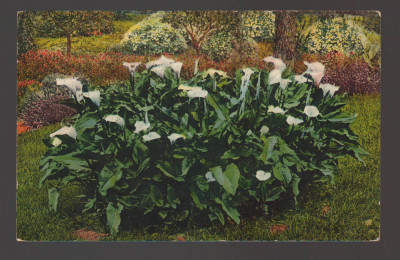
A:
16;10;381;241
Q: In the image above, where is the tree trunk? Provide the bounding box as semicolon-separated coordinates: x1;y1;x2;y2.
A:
66;33;71;54
274;11;298;67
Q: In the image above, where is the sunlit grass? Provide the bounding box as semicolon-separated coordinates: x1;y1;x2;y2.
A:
16;94;380;241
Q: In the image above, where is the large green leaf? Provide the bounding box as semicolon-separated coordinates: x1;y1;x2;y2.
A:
211;163;240;195
106;202;123;235
150;185;164;207
48;187;59;212
261;136;278;162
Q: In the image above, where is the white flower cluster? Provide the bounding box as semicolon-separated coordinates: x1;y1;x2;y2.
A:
146;55;183;79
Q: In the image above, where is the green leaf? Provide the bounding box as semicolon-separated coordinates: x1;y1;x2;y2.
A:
211;164;240;195
292;174;301;197
106;202;123;235
99;166;123;196
272;163;292;185
266;187;284;202
221;148;256;160
215;198;240;224
261;136;278;162
48;187;59;212
150;185;163;207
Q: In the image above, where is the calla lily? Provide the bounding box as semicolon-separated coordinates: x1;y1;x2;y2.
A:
170;62;183;78
151;66;166;78
279;79;292;90
303;61;325;86
145;55;175;68
123;62;142;75
286;115;304;125
105;115;125;128
187;88;208;99
268;69;282;85
207;69;228;78
268;105;285;114
56;77;83;102
143;132;161;142
304;106;320;117
83;90;100;107
134;121;150;133
239;68;255;100
178;85;202;92
294;75;308;84
52;137;62;147
167;133;184;144
205;171;216;182
260;126;269;135
256;170;271;181
319;83;340;96
50;126;77;139
263;56;286;71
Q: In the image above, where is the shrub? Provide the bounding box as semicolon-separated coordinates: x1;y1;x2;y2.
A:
120;12;187;55
240;11;275;42
295;52;380;94
40;56;365;235
299;18;366;56
201;31;233;61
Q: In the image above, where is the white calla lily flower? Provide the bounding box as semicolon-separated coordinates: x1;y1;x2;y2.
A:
256;170;271;181
319;83;340;96
260;126;269;135
105;115;125;128
56;77;83;102
50;126;77;139
143;132;161;142
263;56;286;71
145;55;174;68
134;121;150;133
205;171;216;182
303;61;325;86
304;106;320;117
52;137;62;147
268;105;285;114
123;62;142;75
286;115;304;125
268;69;282;85
187;88;208;99
83;90;100;107
168;133;184;144
151;66;166;78
279;79;292;90
294;75;308;84
170;62;183;78
178;85;202;92
207;69;228;78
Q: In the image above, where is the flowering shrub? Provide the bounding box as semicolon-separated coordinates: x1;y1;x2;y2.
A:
240;11;275;42
120;12;187;55
201;31;233;62
17;122;31;135
299;18;366;56
295;52;380;94
17;80;41;98
40;56;365;235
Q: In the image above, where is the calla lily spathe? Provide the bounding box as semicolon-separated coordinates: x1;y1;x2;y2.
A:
134;121;150;133
178;85;202;92
52;137;62;147
319;83;340;96
207;69;228;78
105;115;125;128
260;126;269;135
145;55;175;68
205;171;216;182
268;69;282;85
56;77;83;102
304;106;320;117
263;56;286;72
279;79;292;90
167;133;184;144
146;56;183;79
303;61;325;86
294;75;308;84
268;105;285;114
187;88;208;99
286;115;304;125
123;62;142;75
256;170;271;181
83;90;101;107
50;126;77;139
143;132;161;142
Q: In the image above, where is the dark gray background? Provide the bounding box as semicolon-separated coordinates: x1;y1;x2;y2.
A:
2;0;399;259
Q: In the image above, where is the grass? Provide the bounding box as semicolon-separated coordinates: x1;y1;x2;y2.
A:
16;94;380;241
35;15;147;54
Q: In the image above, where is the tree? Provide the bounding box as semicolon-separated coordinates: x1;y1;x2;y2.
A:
164;11;240;56
32;11;115;54
273;11;298;66
17;11;37;55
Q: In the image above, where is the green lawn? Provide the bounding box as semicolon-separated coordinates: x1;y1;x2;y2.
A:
16;94;380;241
35;16;147;54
